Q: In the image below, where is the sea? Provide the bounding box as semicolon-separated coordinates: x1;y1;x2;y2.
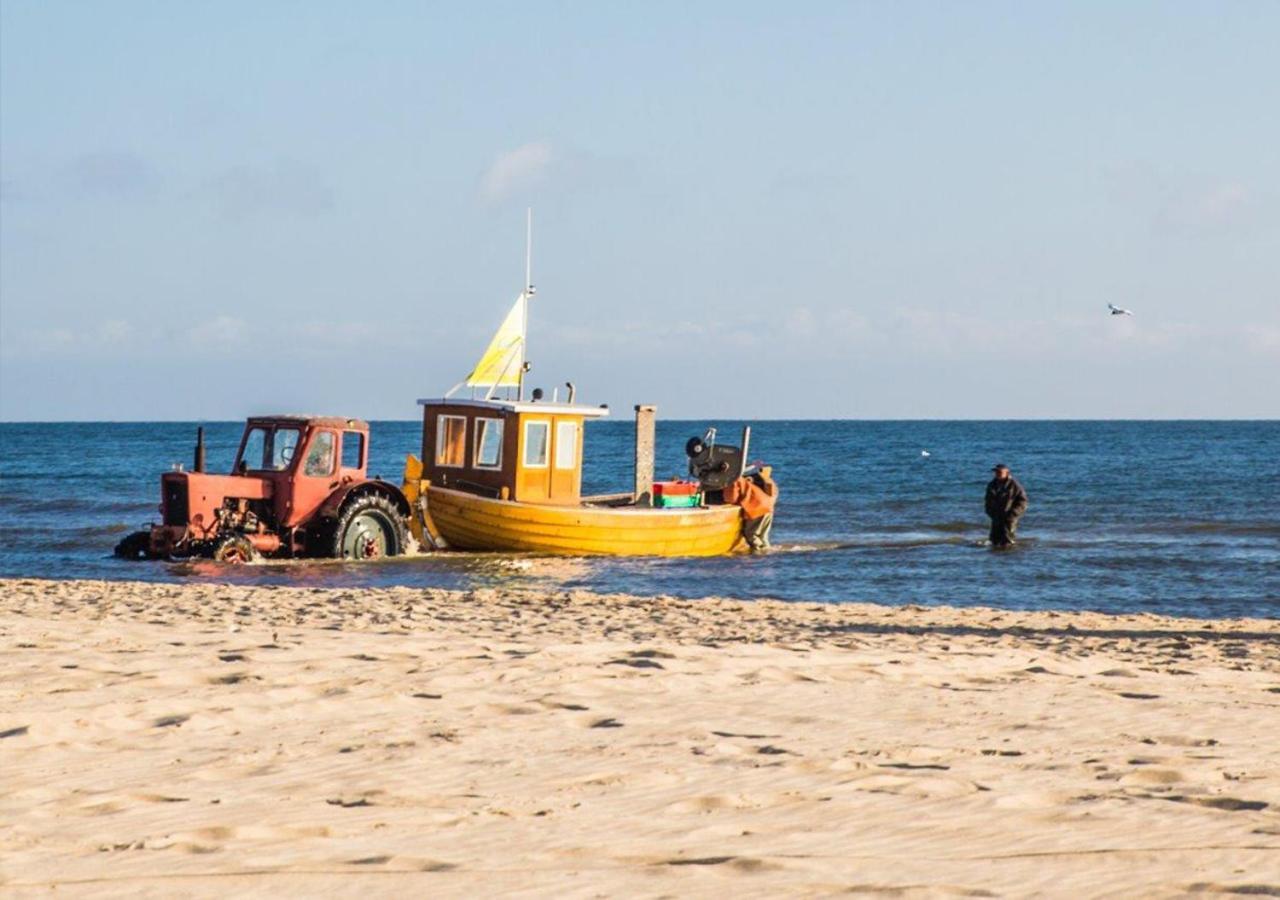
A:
0;420;1276;620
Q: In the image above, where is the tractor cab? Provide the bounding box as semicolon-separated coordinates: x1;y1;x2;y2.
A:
232;416;370;528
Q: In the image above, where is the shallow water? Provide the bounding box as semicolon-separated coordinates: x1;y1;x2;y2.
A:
0;420;1276;619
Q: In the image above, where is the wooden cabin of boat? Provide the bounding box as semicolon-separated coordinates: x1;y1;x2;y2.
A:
416;397;610;505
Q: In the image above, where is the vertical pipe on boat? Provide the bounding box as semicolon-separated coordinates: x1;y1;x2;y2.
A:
634;405;656;507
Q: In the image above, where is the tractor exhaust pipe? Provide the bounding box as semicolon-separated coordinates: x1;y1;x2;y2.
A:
565;381;576;404
194;426;206;474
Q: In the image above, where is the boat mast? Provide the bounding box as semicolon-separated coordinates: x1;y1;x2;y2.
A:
518;207;533;401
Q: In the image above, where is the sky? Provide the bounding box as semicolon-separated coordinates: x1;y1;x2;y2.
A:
1;1;1278;420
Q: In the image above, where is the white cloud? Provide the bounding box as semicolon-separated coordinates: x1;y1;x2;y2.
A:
65;151;161;199
206;161;335;219
185;316;248;346
1244;325;1280;357
19;320;137;352
1107;165;1279;236
479;141;554;204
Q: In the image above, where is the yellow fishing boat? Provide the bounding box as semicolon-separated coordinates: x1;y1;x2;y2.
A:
402;212;776;557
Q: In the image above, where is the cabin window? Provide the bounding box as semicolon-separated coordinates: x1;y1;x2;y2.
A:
474;418;504;469
342;431;364;470
271;428;302;470
304;431;336;476
238;425;301;472
435;415;467;467
523;420;550;468
555;421;578;469
239;427;268;471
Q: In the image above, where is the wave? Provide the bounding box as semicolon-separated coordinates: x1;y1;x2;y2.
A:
774;535;977;553
0;495;153;515
1142;521;1280;538
883;520;977;535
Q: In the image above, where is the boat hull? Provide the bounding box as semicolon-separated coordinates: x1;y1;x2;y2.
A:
426;487;745;556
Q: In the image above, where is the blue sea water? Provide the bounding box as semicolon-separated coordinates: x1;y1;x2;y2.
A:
0;420;1276;619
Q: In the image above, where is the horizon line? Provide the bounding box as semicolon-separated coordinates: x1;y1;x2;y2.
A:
2;416;1277;425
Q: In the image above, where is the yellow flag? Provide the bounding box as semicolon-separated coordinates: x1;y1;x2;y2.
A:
464;293;526;388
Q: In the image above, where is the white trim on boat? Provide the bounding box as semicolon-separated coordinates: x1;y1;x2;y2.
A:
417;397;610;418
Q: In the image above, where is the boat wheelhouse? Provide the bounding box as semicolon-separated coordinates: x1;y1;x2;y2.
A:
415;397;607;505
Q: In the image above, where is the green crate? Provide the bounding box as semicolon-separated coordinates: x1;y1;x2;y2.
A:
655;493;701;508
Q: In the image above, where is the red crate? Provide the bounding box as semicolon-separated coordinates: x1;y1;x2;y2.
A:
653;480;699;497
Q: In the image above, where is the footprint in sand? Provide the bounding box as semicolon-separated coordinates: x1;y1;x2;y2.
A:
208;673;251;685
661;855;778;873
606;657;665;670
1183;882;1280;896
326;797;374;808
1120;768;1186;787
1165;795;1268;812
851;772;981;799
664;794;759;814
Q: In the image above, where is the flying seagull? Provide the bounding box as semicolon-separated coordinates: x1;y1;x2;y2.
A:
1108;303;1134;317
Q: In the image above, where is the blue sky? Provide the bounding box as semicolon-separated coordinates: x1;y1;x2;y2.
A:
2;2;1277;420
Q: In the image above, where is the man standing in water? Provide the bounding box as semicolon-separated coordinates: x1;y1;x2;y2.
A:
985;463;1028;548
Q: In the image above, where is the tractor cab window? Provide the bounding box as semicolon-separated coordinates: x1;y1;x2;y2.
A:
305;431;336;476
270;428;301;470
237;425;302;472
239;427;268;471
342;431;364;470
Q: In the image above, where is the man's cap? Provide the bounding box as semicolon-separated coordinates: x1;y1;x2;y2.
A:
991;462;1009;471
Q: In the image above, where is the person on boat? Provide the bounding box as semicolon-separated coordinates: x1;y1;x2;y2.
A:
723;466;777;552
985;463;1028;548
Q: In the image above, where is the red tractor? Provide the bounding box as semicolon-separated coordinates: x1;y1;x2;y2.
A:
115;416;412;563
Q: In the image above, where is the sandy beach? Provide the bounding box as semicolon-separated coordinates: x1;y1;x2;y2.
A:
1;577;1277;898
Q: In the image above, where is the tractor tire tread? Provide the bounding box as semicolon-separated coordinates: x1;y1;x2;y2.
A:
114;531;153;560
329;493;407;560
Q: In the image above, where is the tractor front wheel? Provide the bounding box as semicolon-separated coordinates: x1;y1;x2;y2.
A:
331;494;406;560
213;535;257;565
114;531;154;560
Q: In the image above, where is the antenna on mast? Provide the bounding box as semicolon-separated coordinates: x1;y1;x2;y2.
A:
525;208;535;296
518;208;534;401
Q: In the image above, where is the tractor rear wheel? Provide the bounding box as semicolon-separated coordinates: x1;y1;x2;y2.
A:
114;531;153;560
331;494;406;560
213;535;256;564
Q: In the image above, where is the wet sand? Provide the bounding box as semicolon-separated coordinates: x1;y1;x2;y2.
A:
2;576;1278;898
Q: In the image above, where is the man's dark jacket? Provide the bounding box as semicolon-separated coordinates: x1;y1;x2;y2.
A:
985;476;1028;521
